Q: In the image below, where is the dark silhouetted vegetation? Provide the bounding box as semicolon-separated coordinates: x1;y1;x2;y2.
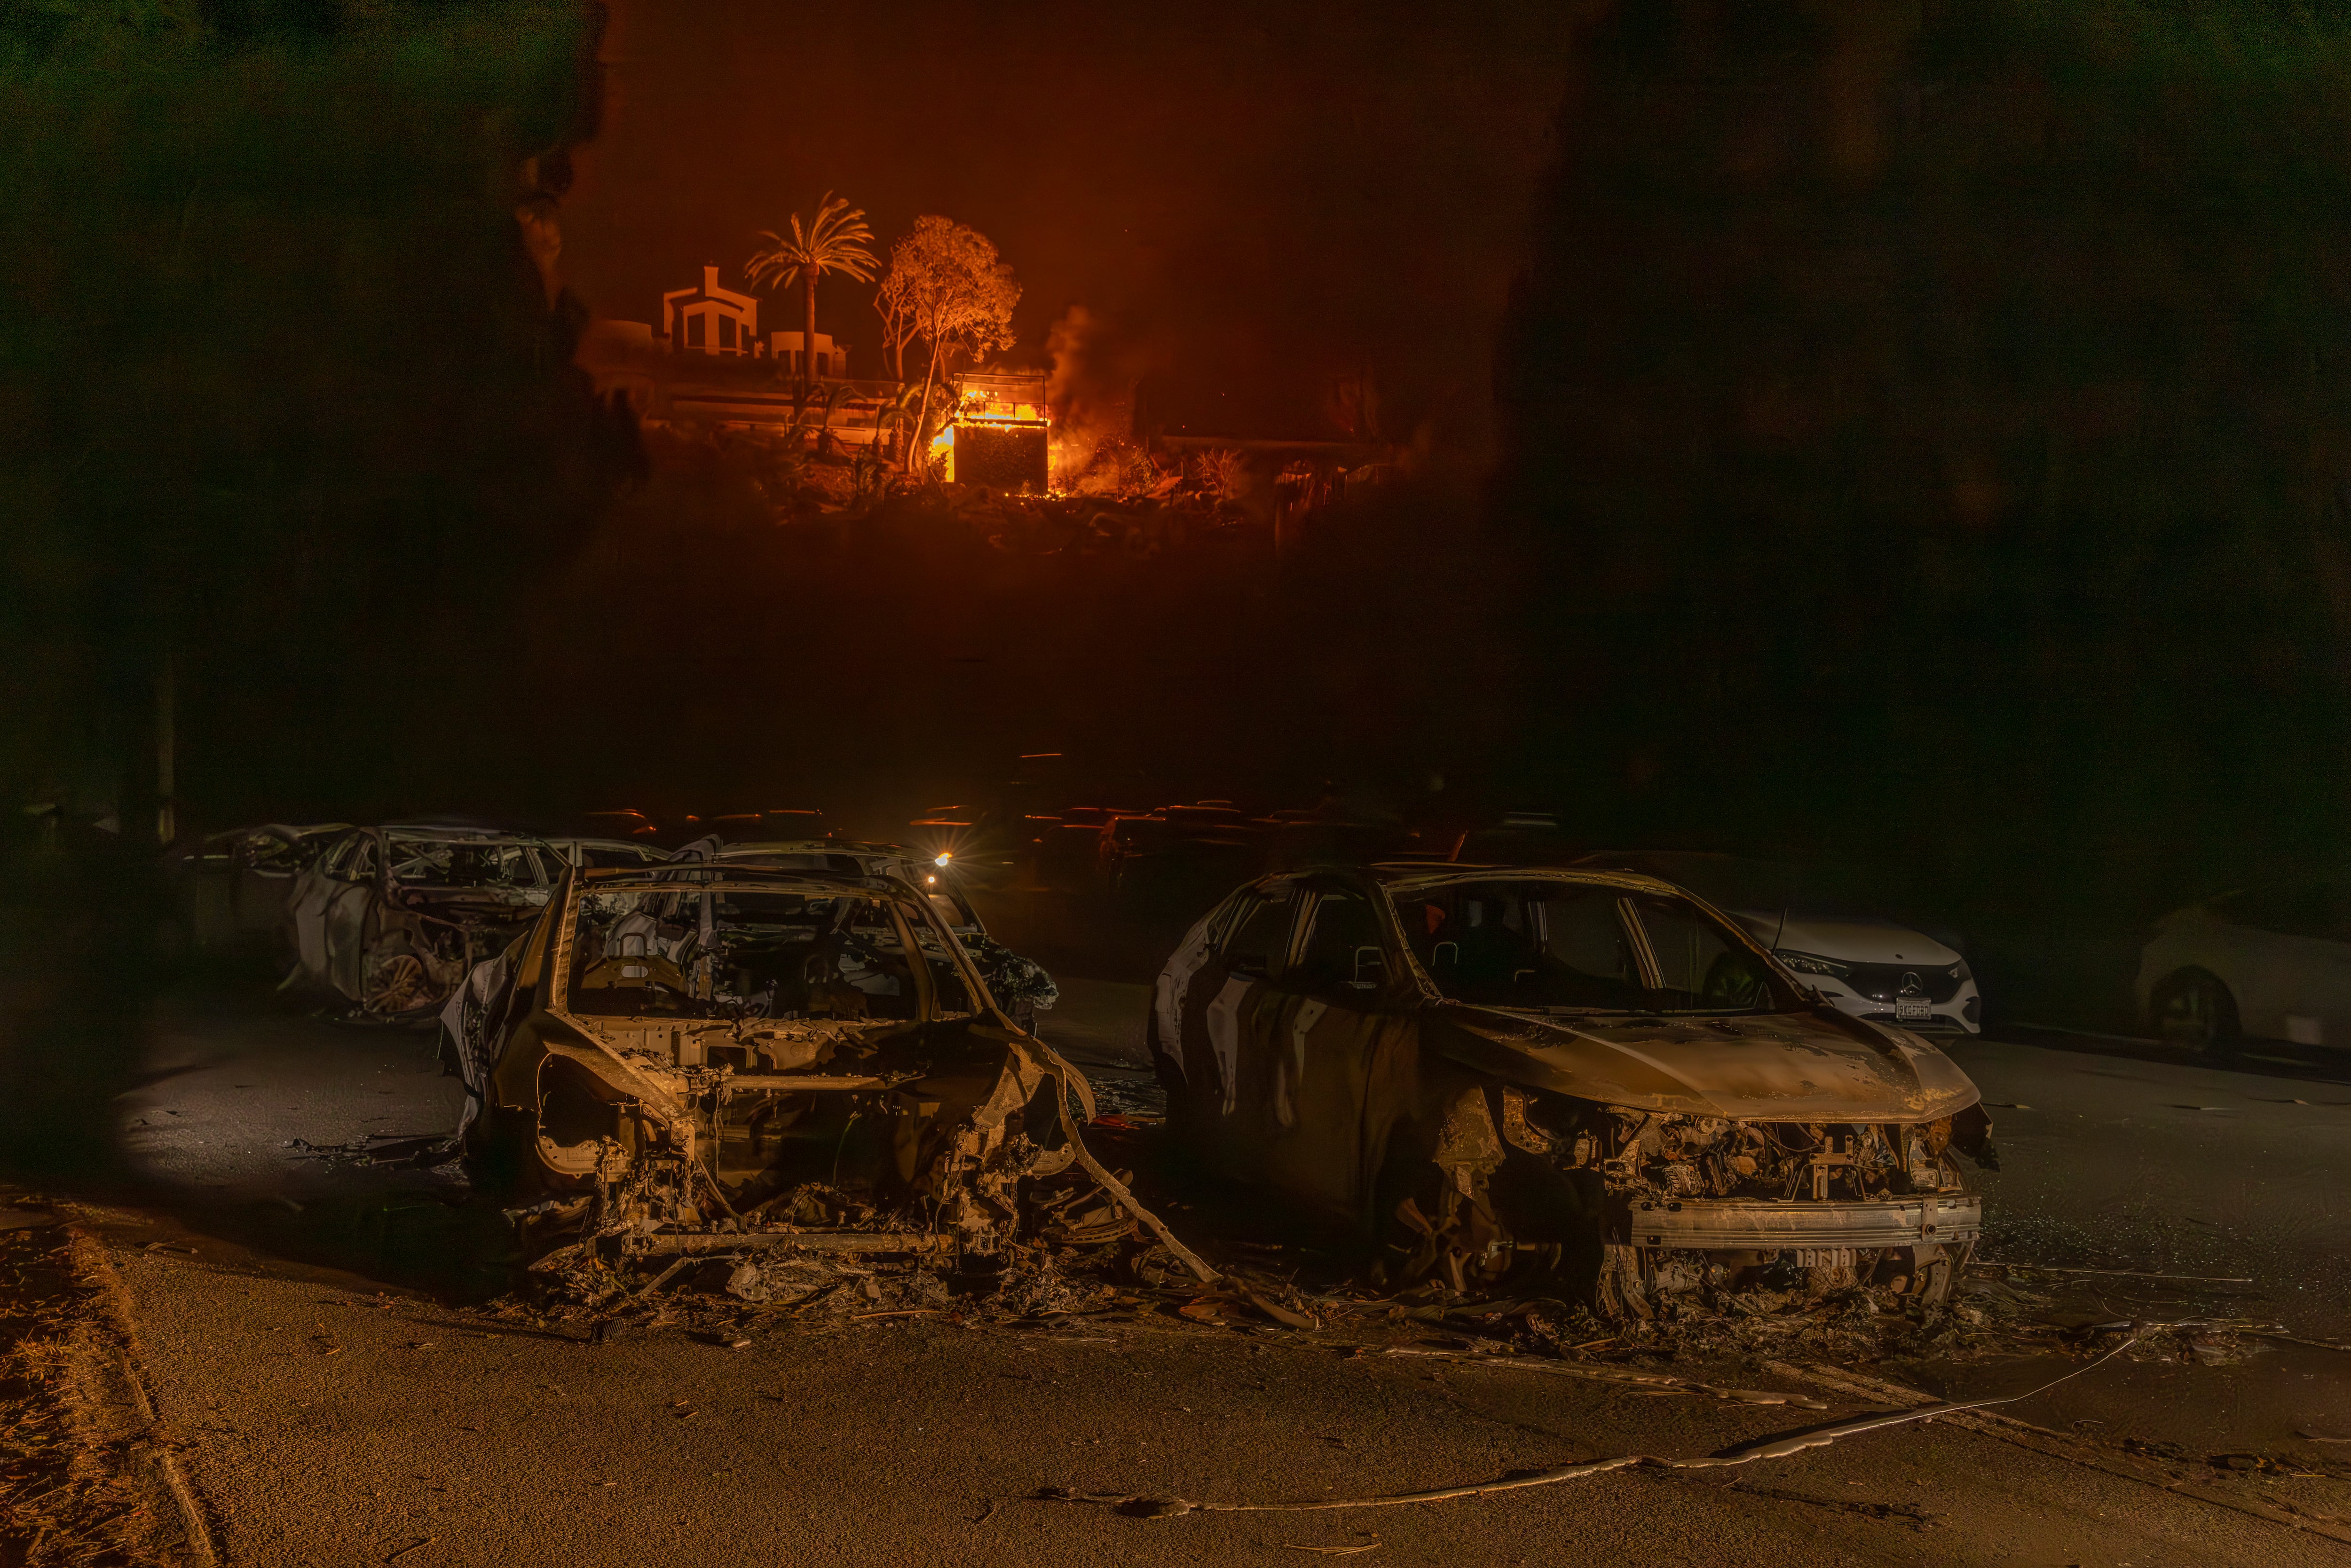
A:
1494;0;2351;963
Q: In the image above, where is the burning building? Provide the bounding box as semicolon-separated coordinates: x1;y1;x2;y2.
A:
944;370;1049;493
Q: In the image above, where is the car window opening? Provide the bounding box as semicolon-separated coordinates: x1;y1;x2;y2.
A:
568;888;930;1023
1222;889;1296;978
1295;890;1387;990
387;835;547;891
1406;879;1791;1014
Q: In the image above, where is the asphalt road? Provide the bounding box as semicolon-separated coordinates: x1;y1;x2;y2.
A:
48;984;2351;1565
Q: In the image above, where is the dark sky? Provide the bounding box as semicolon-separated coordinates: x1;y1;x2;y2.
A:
561;0;1574;449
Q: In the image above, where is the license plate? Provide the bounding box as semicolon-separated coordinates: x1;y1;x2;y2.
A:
1895;998;1932;1023
1794;1247;1855;1269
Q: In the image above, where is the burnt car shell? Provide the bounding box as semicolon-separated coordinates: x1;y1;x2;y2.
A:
1151;865;1988;1311
452;864;1172;1267
284;824;559;1020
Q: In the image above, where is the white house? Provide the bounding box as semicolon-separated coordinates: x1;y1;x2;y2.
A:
770;331;849;379
662;266;760;356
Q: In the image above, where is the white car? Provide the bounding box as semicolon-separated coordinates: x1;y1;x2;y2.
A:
1570;852;1981;1035
2138;882;2351;1054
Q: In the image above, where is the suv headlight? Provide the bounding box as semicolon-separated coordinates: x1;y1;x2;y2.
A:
1775;950;1850;979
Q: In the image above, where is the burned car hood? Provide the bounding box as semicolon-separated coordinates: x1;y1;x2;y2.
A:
1436;1003;1980;1123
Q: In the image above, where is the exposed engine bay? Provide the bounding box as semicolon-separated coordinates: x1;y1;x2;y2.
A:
1423;1084;1991;1314
453;867;1207;1281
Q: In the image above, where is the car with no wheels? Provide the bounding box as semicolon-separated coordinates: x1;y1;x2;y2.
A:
1151;865;1992;1314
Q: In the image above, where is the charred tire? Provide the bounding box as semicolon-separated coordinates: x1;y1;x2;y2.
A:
2150;969;2240;1058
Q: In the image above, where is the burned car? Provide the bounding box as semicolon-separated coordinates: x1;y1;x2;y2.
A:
442;864;1159;1268
172;821;350;954
284;824;563;1020
1151;865;1990;1314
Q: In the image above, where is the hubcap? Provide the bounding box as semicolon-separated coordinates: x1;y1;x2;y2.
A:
2160;981;2217;1046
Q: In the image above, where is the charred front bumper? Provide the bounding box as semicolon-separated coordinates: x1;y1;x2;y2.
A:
1621;1193;1981;1263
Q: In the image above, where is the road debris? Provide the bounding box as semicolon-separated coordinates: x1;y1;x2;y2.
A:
1038;1338;2142;1517
1379;1347;1829;1409
1990;1264;2253;1284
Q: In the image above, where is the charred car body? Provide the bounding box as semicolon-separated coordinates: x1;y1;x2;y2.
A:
442;864;1153;1267
1151;865;1990;1314
285;824;564;1020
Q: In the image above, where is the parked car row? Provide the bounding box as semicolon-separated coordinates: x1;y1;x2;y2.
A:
1009;802;1427;897
173;814;1056;1030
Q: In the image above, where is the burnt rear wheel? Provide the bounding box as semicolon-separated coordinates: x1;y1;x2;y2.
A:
2151;969;2240;1058
358;943;433;1018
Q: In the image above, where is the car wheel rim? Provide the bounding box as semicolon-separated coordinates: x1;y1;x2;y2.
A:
2160;981;2215;1046
367;953;427;1015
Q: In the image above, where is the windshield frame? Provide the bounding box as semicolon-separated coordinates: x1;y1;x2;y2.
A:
545;867;1001;1026
1378;867;1810;1017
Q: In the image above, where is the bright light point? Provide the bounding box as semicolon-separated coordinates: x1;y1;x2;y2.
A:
925;874;937;884
933;852;952;866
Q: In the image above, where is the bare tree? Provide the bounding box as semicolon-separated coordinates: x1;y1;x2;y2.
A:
746;192;877;389
1192;447;1248;506
872;264;916;382
876;215;1020;469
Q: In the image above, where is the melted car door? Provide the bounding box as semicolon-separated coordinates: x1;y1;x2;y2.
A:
323;833;380;997
286;832;356;977
1255;884;1416;1216
1174;886;1296;1162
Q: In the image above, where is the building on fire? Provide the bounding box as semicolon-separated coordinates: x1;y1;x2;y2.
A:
939;370;1050;493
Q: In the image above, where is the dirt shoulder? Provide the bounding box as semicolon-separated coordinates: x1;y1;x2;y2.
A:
0;1196;214;1567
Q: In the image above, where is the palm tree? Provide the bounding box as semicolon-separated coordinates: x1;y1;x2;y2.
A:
746;193;878;390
